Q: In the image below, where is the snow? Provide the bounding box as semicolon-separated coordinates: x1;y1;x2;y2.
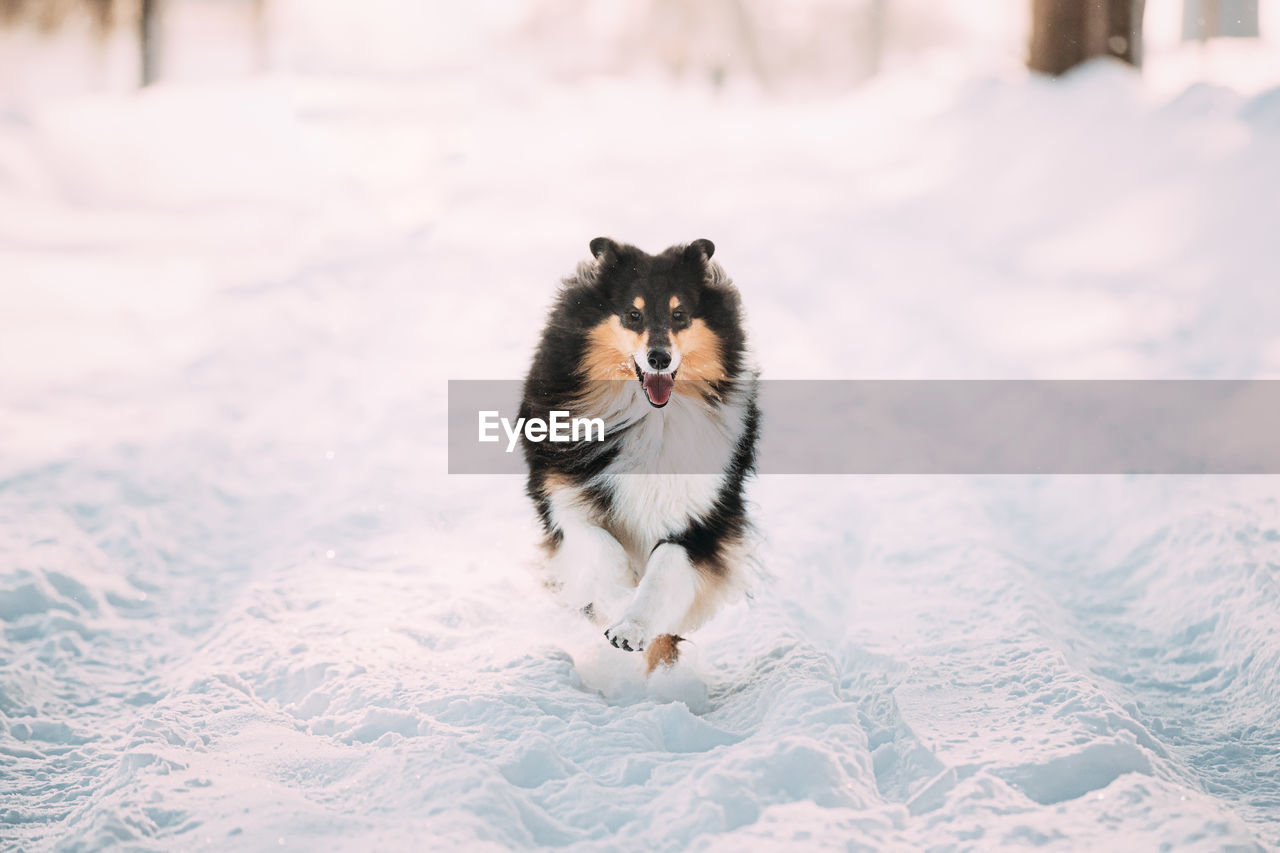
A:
3;7;1280;851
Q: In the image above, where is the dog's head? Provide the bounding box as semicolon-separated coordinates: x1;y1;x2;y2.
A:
579;237;744;408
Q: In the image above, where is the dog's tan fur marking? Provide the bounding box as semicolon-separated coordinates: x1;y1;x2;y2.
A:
540;472;568;493
671;319;725;397
576;316;645;416
669;296;680;311
633;296;644;309
583;316;644;380
535;473;570;555
645;634;681;673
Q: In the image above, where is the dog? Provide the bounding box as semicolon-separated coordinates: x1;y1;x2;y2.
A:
520;237;759;673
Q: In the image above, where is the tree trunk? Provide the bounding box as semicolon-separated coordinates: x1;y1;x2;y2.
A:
865;0;889;78
251;0;269;72
140;0;160;87
1029;0;1146;76
1029;0;1085;76
1094;0;1143;65
1183;0;1259;40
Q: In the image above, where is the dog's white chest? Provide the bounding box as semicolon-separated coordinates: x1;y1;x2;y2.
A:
606;473;724;549
599;393;742;551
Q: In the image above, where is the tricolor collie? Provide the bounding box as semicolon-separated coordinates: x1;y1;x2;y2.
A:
520;237;759;673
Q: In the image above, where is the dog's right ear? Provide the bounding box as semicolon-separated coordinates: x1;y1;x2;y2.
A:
684;238;715;263
589;237;620;264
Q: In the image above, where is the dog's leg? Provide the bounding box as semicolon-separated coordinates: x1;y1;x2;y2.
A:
605;542;698;652
547;492;633;623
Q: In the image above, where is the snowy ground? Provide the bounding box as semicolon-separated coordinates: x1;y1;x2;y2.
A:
3;29;1280;852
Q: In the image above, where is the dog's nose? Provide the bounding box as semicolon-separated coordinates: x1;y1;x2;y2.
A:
647;349;672;371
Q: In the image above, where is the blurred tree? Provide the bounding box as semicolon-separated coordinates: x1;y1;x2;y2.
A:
0;0;165;86
0;0;115;32
140;0;160;86
251;0;268;72
1182;0;1259;40
1029;0;1147;75
866;0;889;76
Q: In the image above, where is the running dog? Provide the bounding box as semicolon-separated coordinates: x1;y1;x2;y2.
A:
520;237;759;673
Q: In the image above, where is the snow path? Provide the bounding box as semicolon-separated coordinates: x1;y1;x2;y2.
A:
3;62;1280;850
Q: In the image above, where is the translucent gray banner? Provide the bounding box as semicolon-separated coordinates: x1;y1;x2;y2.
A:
448;380;1280;474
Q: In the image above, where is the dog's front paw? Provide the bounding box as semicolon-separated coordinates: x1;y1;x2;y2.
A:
604;618;649;652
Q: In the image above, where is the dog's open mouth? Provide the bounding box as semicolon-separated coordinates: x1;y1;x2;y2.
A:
635;361;675;407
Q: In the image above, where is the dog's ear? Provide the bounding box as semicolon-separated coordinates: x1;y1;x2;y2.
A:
683;238;715;263
590;237;620;264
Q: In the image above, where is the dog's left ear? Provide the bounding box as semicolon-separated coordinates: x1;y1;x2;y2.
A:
590;237;620;263
683;239;715;263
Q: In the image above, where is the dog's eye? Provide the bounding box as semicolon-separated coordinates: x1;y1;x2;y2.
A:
628;310;642;323
672;310;686;323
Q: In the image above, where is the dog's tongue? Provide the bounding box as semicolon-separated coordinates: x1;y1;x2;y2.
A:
643;372;675;406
